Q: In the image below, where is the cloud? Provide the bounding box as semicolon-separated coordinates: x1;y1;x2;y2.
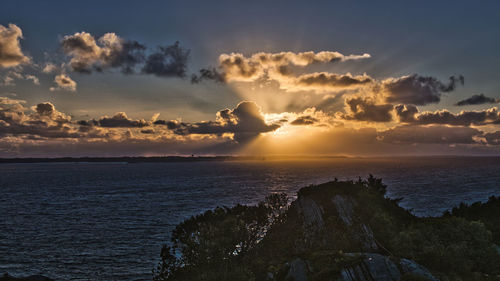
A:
155;101;280;143
140;129;155;134
340;97;394;122
294;72;372;88
50;74;77;92
193;51;371;88
31;102;72;123
0;98;276;155
455;94;498;106
3;96;500;157
142;41;190;78
153;119;183;129
61;32;146;73
0;97;79;139
290;115;319;125
61;31;191;78
380;125;480;144
483;131;500;145
394;104;419;123
42;63;58;74
1;70;39;86
395;105;500;126
25;74;39;85
274;72;373;93
382;74;464;105
0;24;30;68
191;67;225;83
219;51;370;81
79;112;150;128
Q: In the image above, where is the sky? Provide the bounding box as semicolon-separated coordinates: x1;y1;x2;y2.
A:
1;0;500;157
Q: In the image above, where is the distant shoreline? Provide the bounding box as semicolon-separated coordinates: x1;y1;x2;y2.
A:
1;155;499;164
0;155;345;164
0;156;255;164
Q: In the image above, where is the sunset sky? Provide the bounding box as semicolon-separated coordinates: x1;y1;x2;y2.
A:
1;0;500;157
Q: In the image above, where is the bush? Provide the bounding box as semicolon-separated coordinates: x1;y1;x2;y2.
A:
391;217;500;275
153;193;288;281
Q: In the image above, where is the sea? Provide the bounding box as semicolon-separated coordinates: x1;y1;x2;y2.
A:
1;156;499;280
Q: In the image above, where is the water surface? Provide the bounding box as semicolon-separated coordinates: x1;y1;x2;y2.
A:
1;157;499;280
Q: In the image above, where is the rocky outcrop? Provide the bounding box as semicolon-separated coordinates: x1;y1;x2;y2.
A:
285;189;438;281
293;191;379;252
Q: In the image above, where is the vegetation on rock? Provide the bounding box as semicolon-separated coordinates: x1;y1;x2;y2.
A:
154;176;500;281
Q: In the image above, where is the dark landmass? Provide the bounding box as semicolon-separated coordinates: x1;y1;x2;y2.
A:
0;155;350;164
154;176;500;281
0;156;261;164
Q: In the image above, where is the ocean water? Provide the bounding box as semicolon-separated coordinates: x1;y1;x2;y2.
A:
1;157;499;280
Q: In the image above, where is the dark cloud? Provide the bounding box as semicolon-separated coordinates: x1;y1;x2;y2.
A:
62;32;191;77
106;40;146;74
394;104;419;123
61;32;146;74
290;115;319;125
79;112;150;128
341;97;394;122
483;131;500;145
395;105;500;126
383;74;464;105
35;102;55;116
142;41;190;78
0;24;30;68
455;94;498;106
76;120;98;127
191;67;225;83
153;119;185;130
380;125;480;144
155;101;280;143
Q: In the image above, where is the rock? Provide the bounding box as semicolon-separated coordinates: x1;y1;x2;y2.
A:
0;273;54;281
399;259;439;281
339;253;401;281
285;258;309;281
295;196;325;230
293;196;327;247
332;195;355;226
337;253;438;281
332;195;378;251
280;253;438;281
